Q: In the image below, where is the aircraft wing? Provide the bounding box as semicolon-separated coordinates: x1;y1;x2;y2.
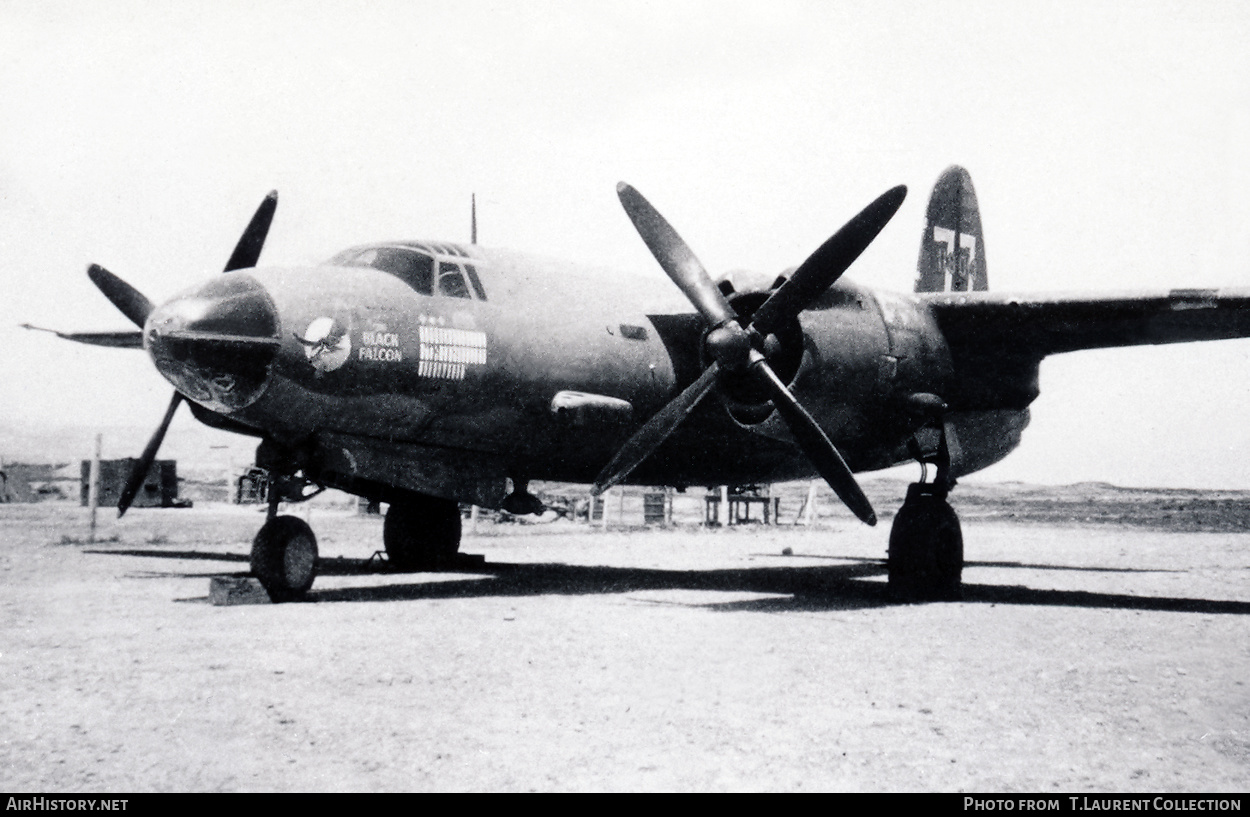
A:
923;287;1250;357
919;286;1250;413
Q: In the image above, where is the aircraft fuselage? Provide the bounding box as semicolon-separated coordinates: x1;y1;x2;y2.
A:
147;243;976;503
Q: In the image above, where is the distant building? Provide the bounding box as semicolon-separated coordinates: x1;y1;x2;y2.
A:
1;462;74;503
80;459;181;508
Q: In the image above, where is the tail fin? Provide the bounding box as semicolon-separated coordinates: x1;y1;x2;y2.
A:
915;165;987;292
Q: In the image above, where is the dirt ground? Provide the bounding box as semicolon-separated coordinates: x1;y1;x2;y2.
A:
2;500;1248;792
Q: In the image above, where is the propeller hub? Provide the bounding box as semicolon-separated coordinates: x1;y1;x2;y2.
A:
704;321;753;371
144;274;281;413
709;291;805;413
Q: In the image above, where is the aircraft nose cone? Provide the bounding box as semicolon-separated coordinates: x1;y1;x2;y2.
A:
145;274;281;413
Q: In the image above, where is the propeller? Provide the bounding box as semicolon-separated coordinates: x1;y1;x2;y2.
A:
19;324;143;348
224;190;278;272
87;264;154;328
115;392;183;516
88;192;279;516
592;183;907;526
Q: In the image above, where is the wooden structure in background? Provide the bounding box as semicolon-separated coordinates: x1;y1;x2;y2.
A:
80;459;179;508
704;485;780;526
0;463;73;503
236;467;269;504
589;487;673;526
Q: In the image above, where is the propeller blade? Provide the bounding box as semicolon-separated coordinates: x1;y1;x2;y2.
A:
223;190;278;272
750;185;907;336
751;356;876;525
20;324;143;348
87;264;154;329
92;194;279;518
117;391;183;517
617;183;738;329
592;362;721;495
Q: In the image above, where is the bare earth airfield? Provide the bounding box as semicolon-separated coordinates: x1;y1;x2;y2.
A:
2;481;1248;792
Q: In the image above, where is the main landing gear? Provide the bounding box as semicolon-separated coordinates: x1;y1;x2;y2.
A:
248;472;466;600
384;491;462;570
888;480;963;601
888;426;964;602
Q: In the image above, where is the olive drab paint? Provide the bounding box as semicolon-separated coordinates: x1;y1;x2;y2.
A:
45;169;1250;598
916;166;988;293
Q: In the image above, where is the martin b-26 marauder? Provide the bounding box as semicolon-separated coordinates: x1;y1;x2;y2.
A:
31;167;1250;601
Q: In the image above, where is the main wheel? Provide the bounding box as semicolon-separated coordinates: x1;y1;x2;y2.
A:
384;494;461;571
888;483;963;602
251;515;318;602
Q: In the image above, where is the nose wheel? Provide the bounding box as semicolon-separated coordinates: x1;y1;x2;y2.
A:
251;515;318;602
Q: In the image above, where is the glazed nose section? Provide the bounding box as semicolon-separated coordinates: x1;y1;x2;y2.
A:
144;274;281;413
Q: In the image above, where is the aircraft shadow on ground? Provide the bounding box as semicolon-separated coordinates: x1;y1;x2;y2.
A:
758;553;1186;575
87;547;1250;615
313;562;1250;616
87;548;251;563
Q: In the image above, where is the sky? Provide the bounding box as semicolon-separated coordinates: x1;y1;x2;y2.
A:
2;0;1250;488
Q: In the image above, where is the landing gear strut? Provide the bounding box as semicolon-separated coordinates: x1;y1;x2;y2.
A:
889;422;963;601
384;492;462;570
251;474;319;602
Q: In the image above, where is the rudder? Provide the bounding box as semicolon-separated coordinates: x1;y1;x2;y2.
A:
915;166;987;292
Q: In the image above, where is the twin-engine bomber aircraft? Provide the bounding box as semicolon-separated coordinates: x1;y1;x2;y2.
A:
30;167;1250;601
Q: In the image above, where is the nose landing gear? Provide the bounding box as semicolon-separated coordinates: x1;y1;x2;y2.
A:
250;470;323;602
252;515;318;602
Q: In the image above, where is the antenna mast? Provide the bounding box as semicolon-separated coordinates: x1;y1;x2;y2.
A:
471;193;477;244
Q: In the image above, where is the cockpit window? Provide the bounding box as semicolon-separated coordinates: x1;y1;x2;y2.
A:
464;264;488;301
438;261;471;299
335;247;434;295
329;245;488;300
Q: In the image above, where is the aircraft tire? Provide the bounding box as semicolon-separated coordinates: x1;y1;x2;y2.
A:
251;515;318;602
384;494;461;571
887;484;963;602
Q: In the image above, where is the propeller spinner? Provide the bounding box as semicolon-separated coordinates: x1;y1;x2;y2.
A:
89;191;280;516
592;183;907;525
